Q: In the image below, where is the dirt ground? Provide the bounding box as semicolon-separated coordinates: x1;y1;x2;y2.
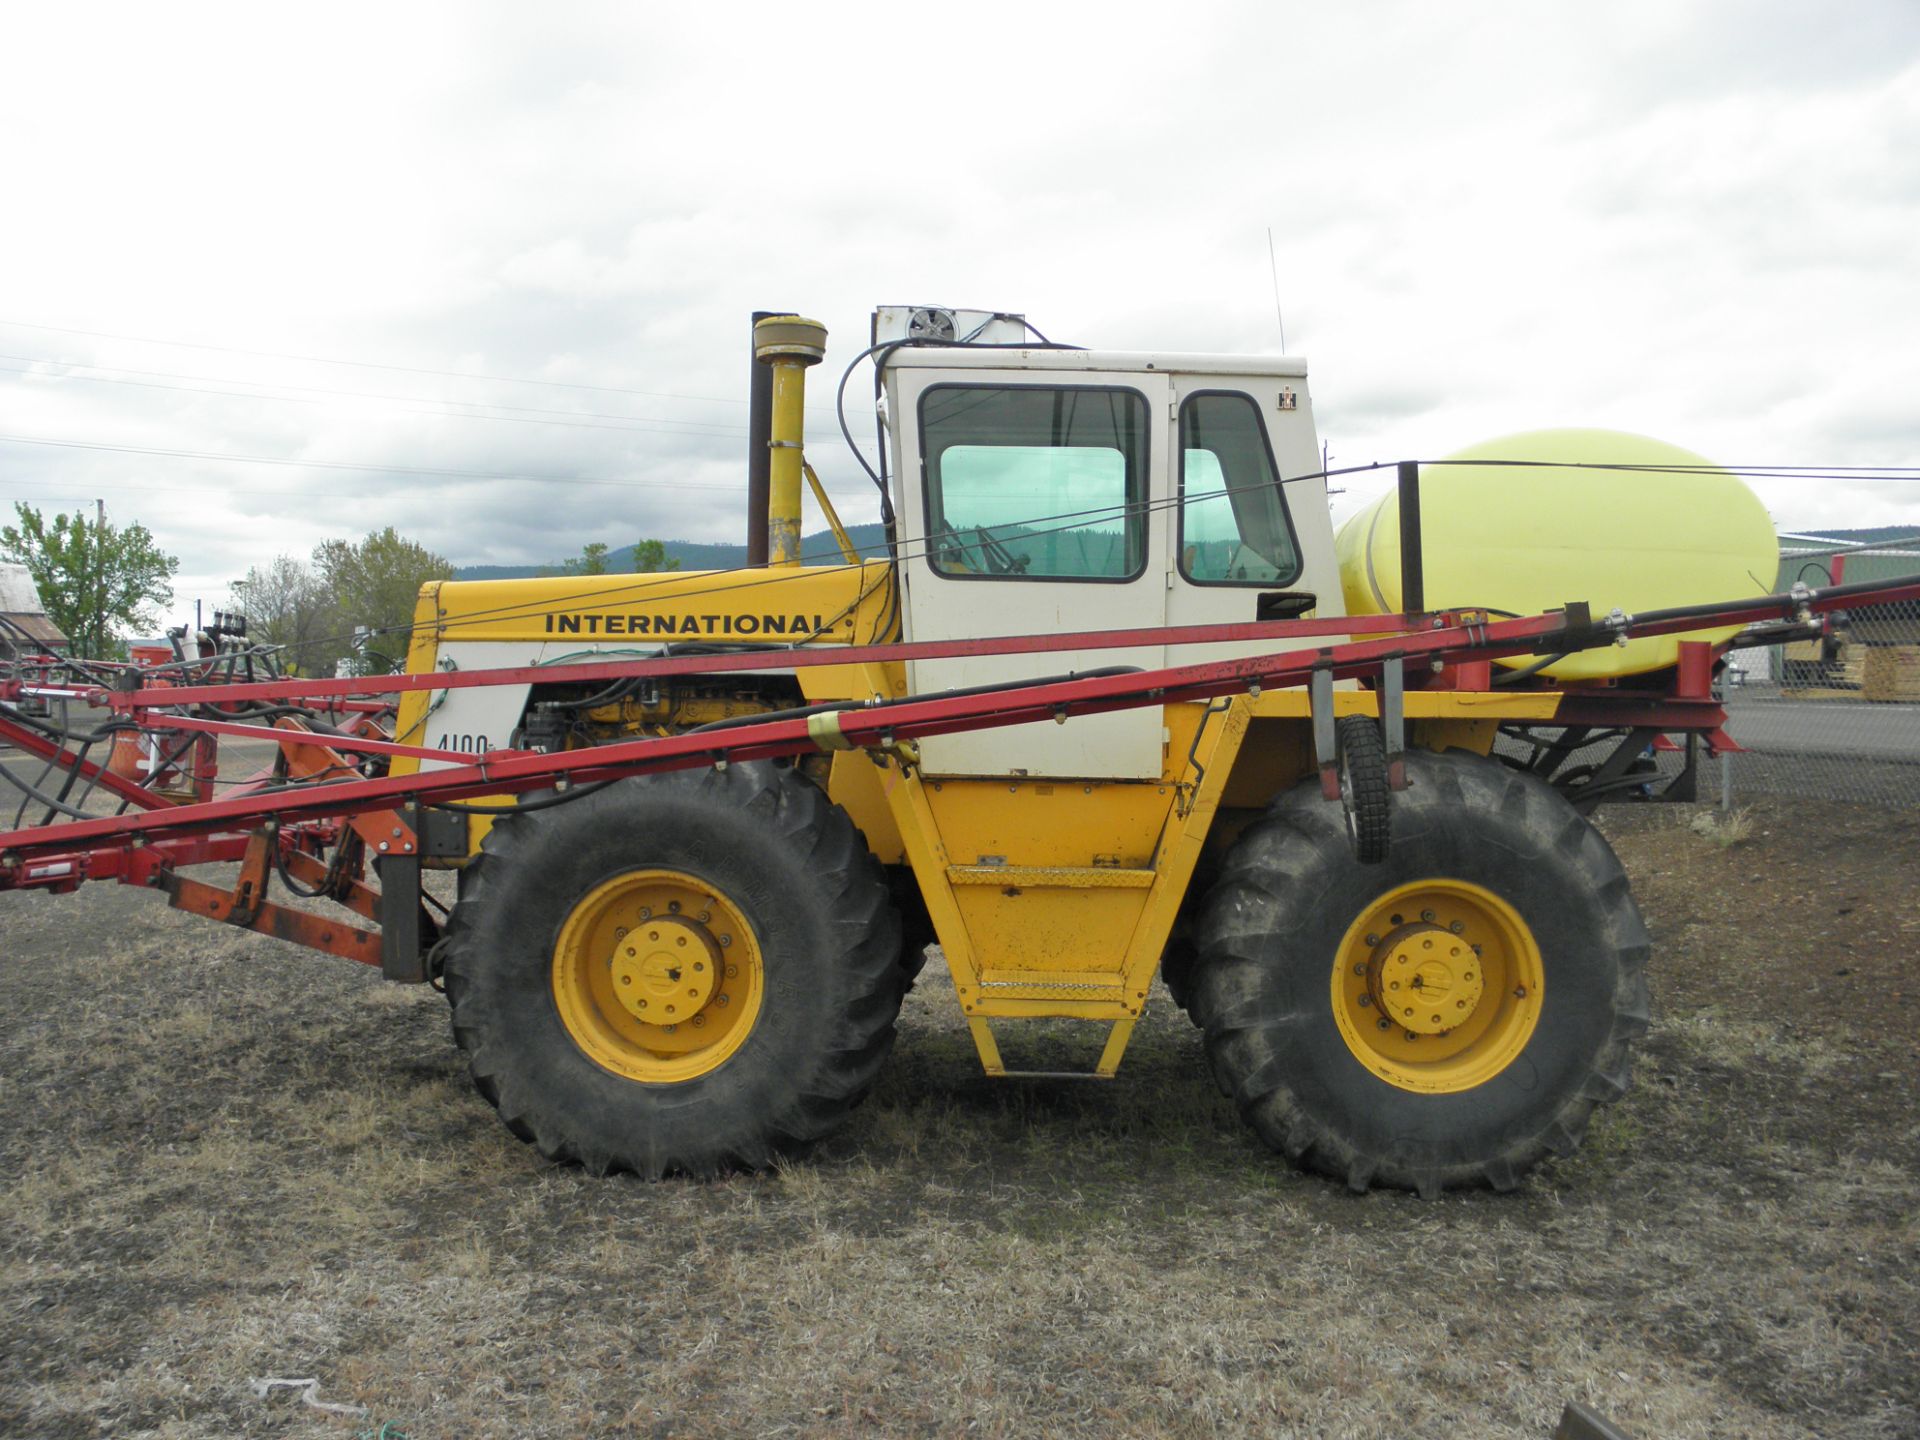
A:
1;798;1916;1439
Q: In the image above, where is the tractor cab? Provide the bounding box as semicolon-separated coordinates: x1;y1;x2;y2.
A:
875;306;1342;778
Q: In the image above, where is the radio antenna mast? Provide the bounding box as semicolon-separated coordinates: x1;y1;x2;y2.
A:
1266;227;1288;353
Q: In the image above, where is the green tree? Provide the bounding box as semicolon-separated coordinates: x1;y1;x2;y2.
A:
629;538;680;573
0;502;178;659
555;539;679;577
312;527;453;671
228;554;336;675
562;541;612;576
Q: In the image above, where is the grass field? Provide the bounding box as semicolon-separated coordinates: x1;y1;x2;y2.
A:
2;799;1916;1438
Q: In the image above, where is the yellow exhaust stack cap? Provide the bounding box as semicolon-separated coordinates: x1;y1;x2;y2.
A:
753;315;828;365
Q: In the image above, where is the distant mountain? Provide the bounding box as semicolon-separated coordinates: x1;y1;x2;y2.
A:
455;524;892;581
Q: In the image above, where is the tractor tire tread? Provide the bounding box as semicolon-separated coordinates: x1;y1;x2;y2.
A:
1335;714;1392;864
1192;748;1650;1197
443;762;903;1179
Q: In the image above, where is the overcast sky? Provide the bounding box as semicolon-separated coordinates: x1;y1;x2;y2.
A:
2;2;1916;624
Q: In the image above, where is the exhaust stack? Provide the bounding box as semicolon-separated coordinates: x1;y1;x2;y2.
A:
752;315;827;567
744;310;783;567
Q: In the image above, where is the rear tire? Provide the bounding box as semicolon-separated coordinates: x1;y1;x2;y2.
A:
443;763;904;1177
1194;749;1649;1196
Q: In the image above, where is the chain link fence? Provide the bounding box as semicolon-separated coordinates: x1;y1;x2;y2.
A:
1716;586;1920;810
1486;542;1920;813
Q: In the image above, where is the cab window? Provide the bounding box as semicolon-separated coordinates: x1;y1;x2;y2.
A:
919;385;1148;581
1179;391;1301;585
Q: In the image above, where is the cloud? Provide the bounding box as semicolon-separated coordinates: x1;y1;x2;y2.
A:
0;1;1914;620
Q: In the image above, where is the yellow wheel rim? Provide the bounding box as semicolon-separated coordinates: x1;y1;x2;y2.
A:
551;869;765;1084
1330;878;1544;1094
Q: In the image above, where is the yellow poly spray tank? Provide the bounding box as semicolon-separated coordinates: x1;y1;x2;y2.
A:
1334;429;1779;682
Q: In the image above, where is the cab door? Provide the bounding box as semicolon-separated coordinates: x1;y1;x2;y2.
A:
891;369;1170;779
1163;374;1343;658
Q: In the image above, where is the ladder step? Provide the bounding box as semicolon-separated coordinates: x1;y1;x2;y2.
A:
946;865;1154;889
977;969;1127;997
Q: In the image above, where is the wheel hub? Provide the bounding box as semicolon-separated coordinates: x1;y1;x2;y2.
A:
1331;877;1544;1094
609;916;721;1023
1368;924;1483;1036
551;868;764;1084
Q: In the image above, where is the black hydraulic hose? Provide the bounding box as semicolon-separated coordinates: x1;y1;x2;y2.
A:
426;780;618;816
834;331;1086;531
9;745;71;827
420;664;1143;818
679;664;1145;737
1492;652;1570;687
1;703;127;747
1617;571;1920;630
0;758;97;820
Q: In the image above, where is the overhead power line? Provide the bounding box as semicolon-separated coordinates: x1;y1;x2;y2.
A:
0;432;732;491
0;430;874;499
0;357;756;439
0;316;764;406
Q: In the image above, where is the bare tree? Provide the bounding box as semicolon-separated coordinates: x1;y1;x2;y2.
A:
229;555;336;675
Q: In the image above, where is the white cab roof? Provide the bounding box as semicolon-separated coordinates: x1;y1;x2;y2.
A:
885;346;1308;379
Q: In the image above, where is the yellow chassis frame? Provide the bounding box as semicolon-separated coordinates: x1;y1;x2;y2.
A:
823;658;1560;1078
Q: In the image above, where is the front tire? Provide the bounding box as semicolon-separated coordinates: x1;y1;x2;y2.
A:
443;763;904;1177
1193;749;1650;1196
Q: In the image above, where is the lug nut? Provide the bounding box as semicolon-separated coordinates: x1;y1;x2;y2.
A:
1377;1018;1391;1030
1420;910;1435;922
1358;995;1372;1007
1364;934;1380;947
1449;920;1464;934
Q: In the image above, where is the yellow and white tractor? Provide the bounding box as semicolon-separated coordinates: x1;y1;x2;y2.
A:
378;305;1784;1195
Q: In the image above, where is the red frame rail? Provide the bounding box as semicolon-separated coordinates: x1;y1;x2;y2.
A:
3;574;1915;965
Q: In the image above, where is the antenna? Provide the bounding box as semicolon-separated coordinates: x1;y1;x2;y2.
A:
1266;227;1288;352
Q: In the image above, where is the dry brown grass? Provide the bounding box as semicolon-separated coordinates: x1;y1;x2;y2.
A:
2;799;1917;1438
